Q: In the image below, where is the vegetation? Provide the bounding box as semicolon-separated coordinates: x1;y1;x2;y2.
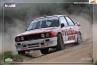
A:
0;51;24;65
94;61;97;65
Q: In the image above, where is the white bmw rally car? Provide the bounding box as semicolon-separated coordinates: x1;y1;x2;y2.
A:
15;15;82;54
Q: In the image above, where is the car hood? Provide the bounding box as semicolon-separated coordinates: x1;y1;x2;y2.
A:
16;27;59;36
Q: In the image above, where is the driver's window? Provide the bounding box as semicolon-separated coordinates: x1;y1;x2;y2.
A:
65;17;74;26
60;16;68;27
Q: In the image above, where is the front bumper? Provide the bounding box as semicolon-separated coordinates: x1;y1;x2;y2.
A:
15;37;57;51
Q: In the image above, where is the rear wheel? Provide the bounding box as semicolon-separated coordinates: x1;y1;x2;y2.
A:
18;51;26;55
40;48;49;54
74;32;82;45
56;33;64;50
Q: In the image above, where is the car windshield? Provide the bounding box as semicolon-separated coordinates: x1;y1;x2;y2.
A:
27;17;59;31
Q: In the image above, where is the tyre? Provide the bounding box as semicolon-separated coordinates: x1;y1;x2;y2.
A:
74;32;82;45
56;33;64;50
18;51;25;55
40;48;49;54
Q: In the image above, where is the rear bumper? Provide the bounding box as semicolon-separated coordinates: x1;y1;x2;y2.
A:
15;37;57;51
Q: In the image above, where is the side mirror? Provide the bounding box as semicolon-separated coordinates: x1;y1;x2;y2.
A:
61;23;65;28
76;22;80;26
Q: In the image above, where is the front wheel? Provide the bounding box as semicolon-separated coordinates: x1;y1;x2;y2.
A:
40;48;49;54
18;50;26;55
56;33;65;50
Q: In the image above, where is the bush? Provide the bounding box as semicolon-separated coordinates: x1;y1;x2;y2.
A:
0;54;3;61
12;54;23;62
3;51;13;60
0;51;23;63
94;61;97;65
0;54;3;65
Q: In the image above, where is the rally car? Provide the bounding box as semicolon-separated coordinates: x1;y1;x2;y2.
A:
15;15;82;54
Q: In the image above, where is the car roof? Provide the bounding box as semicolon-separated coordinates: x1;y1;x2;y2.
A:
34;15;67;21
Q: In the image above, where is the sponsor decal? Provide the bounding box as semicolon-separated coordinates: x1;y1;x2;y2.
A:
68;35;75;40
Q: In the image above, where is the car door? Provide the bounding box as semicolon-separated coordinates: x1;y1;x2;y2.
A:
59;16;70;44
65;16;77;42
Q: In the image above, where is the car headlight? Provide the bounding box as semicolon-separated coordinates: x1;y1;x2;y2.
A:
41;34;45;38
15;37;20;42
21;36;24;41
45;33;50;38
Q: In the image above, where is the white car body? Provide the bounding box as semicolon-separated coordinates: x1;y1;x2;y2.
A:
15;15;81;53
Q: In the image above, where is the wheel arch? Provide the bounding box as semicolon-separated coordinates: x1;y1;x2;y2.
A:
57;32;62;36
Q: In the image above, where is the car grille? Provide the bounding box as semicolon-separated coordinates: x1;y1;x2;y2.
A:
24;34;41;40
15;33;49;42
16;34;42;42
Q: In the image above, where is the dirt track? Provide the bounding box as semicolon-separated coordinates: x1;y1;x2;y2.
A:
13;39;92;65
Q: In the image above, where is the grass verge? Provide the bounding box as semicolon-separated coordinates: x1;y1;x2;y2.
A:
0;51;24;65
94;61;97;65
